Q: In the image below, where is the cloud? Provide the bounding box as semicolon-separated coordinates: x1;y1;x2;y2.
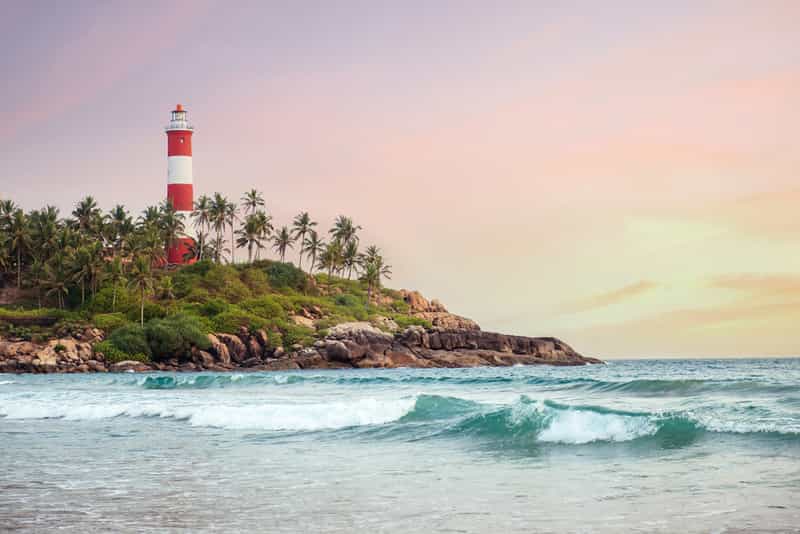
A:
562;281;658;314
708;273;800;297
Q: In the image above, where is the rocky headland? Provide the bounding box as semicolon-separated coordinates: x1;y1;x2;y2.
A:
0;290;600;373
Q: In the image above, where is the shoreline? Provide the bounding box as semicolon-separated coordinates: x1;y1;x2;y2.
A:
0;322;601;374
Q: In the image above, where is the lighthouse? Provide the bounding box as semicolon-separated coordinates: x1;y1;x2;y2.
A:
165;104;194;264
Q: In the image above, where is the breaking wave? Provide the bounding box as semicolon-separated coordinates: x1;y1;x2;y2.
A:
2;394;797;444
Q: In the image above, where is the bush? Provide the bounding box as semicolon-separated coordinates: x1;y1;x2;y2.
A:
54;343;67;353
282;324;316;347
92;312;128;333
240;295;286;320
266;262;308;291
240;268;270;294
94;340;150;363
202;265;252;302
198;298;231;317
335;293;362;308
144;313;210;361
212;308;267;333
125;301;169;323
393;315;433;329
108;323;151;358
88;286;133;314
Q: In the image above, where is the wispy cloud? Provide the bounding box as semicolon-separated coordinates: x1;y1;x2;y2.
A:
562;281;658;314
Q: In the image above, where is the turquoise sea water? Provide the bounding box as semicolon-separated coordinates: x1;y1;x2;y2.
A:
1;358;799;533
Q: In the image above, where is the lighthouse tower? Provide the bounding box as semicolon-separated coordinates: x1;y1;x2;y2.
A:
165;104;194;264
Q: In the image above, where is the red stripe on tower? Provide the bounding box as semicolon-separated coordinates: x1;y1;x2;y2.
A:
165;104;195;264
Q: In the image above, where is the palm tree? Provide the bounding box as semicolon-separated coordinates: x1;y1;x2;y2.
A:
252;211;273;260
106;256;126;312
291;212;317;269
226;201;238;264
128;255;155;326
241;189;265;214
318;240;344;283
138;205;161;231
330;215;362;246
156;276;176;300
160;200;186;262
191;195;212;261
44;254;71;309
107;204;133;255
210;193;228;263
236;213;267;263
302;230;325;274
71;246;93;304
8;209;30;288
359;247;392;304
72;196;101;234
28;258;46;308
342;240;359;279
272;226;294;263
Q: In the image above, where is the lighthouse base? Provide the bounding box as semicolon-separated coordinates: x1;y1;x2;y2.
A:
168;237;196;265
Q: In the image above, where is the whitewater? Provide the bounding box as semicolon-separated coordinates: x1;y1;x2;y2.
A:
1;358;799;533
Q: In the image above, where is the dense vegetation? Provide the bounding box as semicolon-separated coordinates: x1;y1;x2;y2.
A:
0;192;420;362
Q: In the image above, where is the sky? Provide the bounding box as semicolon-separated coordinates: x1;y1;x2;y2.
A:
1;1;799;358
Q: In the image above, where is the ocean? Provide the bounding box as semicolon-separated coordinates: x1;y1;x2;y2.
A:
1;358;798;533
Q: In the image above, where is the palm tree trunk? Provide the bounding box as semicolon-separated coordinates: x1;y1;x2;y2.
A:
112;283;117;311
17;248;21;289
81;280;85;304
140;287;145;326
230;226;235;264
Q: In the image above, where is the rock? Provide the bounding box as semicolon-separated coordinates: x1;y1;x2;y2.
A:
193;350;216;368
415;312;480;331
246;337;263;359
216;334;247;363
207;334;232;365
241;356;262;367
290;315;315;328
372;316;399;332
400;289;433;312
324;340;351;362
253;329;269;348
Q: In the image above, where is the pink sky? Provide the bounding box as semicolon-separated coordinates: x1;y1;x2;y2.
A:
1;1;799;357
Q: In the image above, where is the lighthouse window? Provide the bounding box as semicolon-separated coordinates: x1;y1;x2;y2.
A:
180;137;185;143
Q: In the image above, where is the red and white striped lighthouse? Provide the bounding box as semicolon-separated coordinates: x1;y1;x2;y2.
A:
165;104;194;264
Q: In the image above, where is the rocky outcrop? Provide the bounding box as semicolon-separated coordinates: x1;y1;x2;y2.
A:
0;336;107;373
0;322;600;374
399;289;480;331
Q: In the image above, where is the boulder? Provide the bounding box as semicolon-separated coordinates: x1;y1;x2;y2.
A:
217;334;247;363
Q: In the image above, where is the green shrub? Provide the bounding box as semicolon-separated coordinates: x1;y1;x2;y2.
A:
94;340;150;363
88;286;133;314
92;312;128;333
390;299;410;314
108;323;151;358
54;343;67;353
124;301;169;323
144;313;210;361
198;298;231;317
212;308;267;333
282;324;316;347
393;315;433;329
241;268;270;294
202;265;252;302
266;262;308;291
240;295;286;320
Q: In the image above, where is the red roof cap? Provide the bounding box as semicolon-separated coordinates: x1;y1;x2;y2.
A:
176;104;184;112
